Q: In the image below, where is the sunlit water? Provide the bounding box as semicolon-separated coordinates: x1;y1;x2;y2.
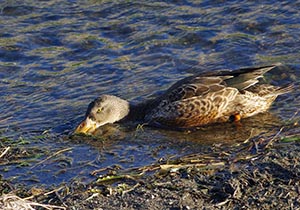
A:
0;0;299;186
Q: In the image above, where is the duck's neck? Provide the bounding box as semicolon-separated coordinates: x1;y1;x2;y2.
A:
121;99;156;123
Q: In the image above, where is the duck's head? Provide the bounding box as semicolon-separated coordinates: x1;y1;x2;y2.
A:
74;95;129;134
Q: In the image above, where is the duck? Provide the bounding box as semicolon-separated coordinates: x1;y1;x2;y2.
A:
74;64;292;134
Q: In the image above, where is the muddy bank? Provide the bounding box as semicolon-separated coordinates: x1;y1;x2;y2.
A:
62;142;300;209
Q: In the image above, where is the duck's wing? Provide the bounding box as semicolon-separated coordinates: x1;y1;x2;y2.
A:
156;64;278;104
158;75;231;103
220;65;278;90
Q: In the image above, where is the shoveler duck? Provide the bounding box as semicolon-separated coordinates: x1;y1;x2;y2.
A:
75;64;292;134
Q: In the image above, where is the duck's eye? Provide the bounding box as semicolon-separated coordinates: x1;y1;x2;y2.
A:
97;107;103;113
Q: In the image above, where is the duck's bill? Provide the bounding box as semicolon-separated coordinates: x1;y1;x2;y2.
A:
74;118;97;134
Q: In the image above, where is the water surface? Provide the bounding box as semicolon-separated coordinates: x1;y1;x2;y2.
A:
0;0;299;186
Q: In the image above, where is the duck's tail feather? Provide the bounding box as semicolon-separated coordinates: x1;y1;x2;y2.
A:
225;64;280;90
273;84;294;96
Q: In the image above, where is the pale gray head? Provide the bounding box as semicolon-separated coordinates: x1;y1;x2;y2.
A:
75;95;129;134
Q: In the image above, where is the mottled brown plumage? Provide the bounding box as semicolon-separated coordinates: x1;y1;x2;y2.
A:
75;64;292;134
144;65;292;128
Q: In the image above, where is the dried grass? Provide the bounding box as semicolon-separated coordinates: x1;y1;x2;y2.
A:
0;193;65;210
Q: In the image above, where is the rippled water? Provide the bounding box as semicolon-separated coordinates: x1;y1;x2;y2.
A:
0;0;299;186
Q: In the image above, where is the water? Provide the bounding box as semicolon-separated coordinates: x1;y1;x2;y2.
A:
0;0;299;186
